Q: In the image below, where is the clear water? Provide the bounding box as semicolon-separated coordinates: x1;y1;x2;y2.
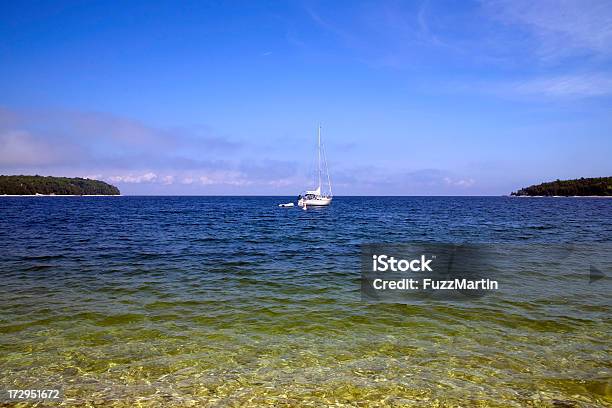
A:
0;197;610;407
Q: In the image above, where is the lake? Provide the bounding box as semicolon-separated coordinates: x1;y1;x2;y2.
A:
0;196;610;406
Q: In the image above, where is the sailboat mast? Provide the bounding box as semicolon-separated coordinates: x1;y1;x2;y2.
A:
317;124;322;191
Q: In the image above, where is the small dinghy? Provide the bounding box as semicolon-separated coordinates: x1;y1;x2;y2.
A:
278;202;294;207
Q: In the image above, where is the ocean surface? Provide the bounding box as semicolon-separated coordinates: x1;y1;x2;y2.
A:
0;196;610;407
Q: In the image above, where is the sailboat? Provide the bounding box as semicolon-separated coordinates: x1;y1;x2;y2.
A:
298;125;333;207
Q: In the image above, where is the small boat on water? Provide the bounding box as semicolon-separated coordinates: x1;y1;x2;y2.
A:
278;202;294;207
298;125;333;208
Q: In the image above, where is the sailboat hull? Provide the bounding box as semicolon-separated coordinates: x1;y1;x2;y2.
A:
299;197;332;206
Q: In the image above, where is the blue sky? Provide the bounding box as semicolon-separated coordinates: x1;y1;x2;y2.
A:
1;0;611;195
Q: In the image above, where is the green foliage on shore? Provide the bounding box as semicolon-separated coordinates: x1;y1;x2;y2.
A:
0;175;120;195
511;177;612;196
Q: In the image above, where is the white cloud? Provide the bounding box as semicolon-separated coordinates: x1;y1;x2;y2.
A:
198;171;251;186
484;0;612;61
456;179;475;187
444;177;475;187
467;73;612;99
0;107;242;172
161;175;174;185
511;74;612;97
267;178;295;188
456;73;612;101
108;172;157;183
0;130;64;166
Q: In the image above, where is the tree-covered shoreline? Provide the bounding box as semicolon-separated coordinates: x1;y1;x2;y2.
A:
511;177;612;197
0;175;120;195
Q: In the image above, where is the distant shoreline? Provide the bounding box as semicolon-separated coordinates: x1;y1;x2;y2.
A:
509;195;612;198
511;177;611;197
1;194;121;197
0;175;120;195
2;194;611;198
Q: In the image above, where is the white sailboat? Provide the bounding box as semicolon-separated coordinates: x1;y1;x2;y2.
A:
298;125;333;207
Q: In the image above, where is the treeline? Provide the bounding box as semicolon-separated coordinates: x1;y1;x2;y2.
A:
0;175;120;195
511;177;612;196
